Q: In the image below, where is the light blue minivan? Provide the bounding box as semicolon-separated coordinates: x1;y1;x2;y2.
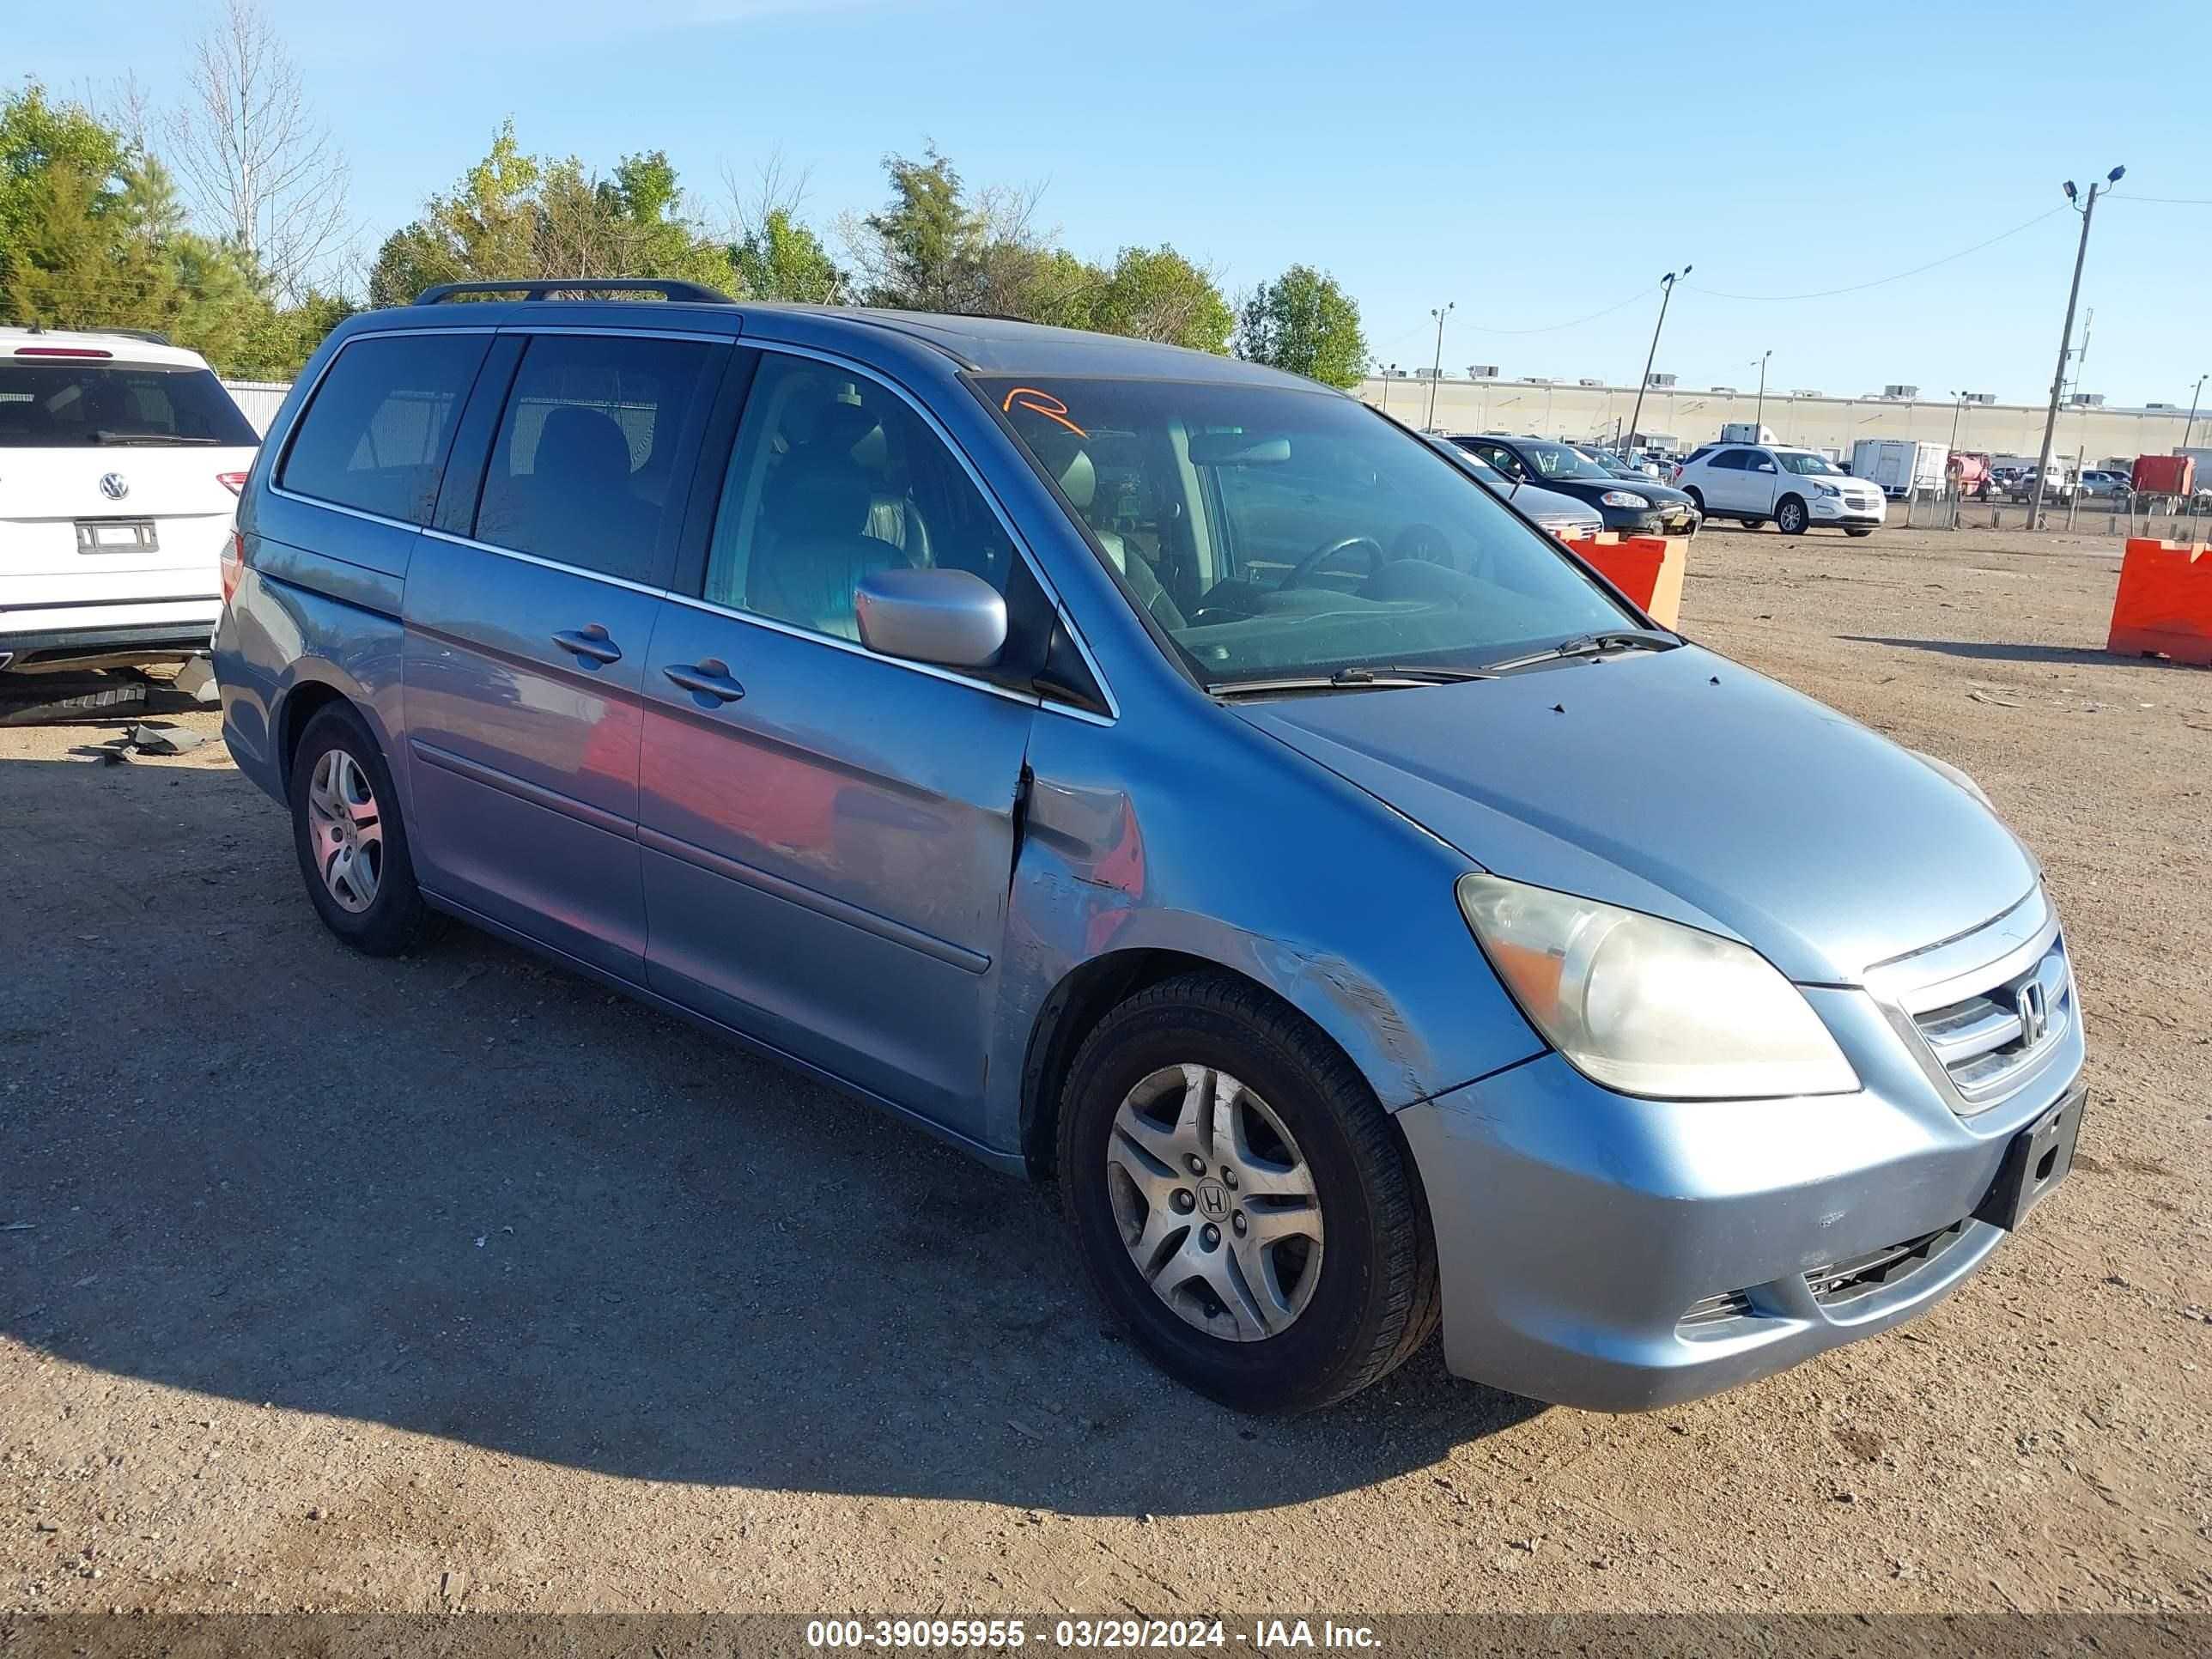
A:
216;280;2085;1413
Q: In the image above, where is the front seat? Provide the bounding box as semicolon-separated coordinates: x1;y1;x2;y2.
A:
807;401;933;568
1045;441;1185;631
748;436;910;641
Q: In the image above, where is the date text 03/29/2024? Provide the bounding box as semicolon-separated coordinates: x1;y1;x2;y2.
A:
804;1618;1382;1650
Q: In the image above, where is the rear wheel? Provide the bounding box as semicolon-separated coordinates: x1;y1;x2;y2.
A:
1683;487;1705;514
1058;972;1438;1413
289;702;436;956
1776;495;1808;535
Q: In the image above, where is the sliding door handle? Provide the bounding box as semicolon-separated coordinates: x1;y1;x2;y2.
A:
551;625;622;665
663;658;745;704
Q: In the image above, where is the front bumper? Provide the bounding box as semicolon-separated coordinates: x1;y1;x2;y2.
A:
1400;911;2084;1412
1601;503;1702;537
1810;495;1887;526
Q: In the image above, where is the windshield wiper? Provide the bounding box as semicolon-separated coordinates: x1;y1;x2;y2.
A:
88;429;220;446
1483;630;1679;672
1211;664;1498;698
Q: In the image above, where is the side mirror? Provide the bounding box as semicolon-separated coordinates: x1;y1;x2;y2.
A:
1757;461;1777;473
855;567;1007;670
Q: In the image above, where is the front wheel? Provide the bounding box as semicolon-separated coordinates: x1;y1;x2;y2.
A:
1776;495;1808;535
1058;973;1438;1413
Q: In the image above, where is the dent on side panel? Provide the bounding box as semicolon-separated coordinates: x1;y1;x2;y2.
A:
982;713;1544;1155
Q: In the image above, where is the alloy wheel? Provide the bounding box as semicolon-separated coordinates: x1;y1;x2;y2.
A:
1104;1064;1324;1342
307;749;384;914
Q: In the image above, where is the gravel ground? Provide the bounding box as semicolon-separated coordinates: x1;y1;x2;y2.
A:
2;521;2208;1618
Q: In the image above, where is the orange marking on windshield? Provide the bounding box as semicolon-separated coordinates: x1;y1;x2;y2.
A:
1001;386;1088;438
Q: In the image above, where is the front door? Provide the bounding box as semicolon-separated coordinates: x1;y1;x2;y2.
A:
637;349;1036;1135
402;328;728;981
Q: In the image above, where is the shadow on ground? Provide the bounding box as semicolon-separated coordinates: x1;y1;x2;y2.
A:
0;756;1538;1519
1841;635;2189;669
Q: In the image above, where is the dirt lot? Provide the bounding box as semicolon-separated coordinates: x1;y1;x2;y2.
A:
3;521;2209;1619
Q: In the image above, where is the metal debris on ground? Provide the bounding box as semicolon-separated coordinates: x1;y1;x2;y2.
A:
68;724;211;763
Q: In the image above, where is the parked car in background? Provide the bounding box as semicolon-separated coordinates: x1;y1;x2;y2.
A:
1447;434;1702;535
1;327;258;708
216;279;2082;1416
1673;443;1887;536
2004;464;2076;504
1423;434;1605;540
2075;469;2132;501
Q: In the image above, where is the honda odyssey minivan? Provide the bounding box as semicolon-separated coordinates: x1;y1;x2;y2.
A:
216;280;2085;1413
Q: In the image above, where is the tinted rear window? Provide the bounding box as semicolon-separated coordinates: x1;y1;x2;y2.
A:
280;332;491;525
0;361;258;448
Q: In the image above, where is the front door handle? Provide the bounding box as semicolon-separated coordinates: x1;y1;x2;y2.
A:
552;624;622;665
663;658;745;704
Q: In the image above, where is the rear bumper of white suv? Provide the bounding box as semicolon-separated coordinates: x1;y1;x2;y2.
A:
0;592;221;669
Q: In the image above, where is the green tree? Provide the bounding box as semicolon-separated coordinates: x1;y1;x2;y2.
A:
1092;246;1231;353
368;124;733;307
855;145;984;311
732;205;843;303
1234;264;1368;388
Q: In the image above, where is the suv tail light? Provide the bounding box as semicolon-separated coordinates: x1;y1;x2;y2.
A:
216;471;250;495
220;527;246;605
14;345;112;358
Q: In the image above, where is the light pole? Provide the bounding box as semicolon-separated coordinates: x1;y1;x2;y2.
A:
1425;303;1453;430
1379;362;1392;416
2184;372;2208;451
1625;267;1690;459
1947;391;1967;457
1753;349;1771;434
2031;166;2123;526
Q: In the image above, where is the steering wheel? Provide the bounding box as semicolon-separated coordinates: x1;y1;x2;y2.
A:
1283;534;1386;591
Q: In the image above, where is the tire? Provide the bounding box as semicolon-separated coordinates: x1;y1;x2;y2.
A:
1057;971;1438;1413
1683;487;1705;514
1776;495;1808;535
288;702;436;956
1846;528;1875;538
0;672;148;726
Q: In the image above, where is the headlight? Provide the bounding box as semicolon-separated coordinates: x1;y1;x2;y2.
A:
1455;874;1861;1099
1813;482;1839;497
1599;489;1650;508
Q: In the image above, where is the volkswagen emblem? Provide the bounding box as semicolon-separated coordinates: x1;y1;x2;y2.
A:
98;472;130;501
2015;980;2051;1047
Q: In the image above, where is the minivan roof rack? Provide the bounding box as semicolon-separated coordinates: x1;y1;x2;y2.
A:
411;278;736;306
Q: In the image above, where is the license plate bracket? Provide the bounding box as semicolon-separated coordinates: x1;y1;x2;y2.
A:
76;519;159;554
1973;1083;2085;1232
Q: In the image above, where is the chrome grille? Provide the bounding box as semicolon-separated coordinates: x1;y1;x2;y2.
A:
1911;939;2071;1105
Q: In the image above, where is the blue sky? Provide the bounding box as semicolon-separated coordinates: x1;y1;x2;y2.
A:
16;0;2210;404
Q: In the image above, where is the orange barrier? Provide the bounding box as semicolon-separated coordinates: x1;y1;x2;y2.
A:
1562;532;1686;629
2107;539;2212;666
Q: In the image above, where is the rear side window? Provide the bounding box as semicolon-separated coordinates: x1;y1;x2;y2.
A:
0;362;258;448
1710;449;1748;471
473;333;723;586
281;332;490;524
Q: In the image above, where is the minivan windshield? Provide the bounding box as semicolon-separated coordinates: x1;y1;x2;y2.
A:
1776;450;1843;476
0;362;258;447
985;377;1644;686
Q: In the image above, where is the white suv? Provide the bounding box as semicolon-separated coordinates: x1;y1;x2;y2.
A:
1;328;259;684
1673;442;1886;537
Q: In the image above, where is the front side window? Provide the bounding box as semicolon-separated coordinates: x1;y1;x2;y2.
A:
702;353;1014;641
281;332;490;523
475;332;722;585
0;362;258;448
987;376;1640;686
